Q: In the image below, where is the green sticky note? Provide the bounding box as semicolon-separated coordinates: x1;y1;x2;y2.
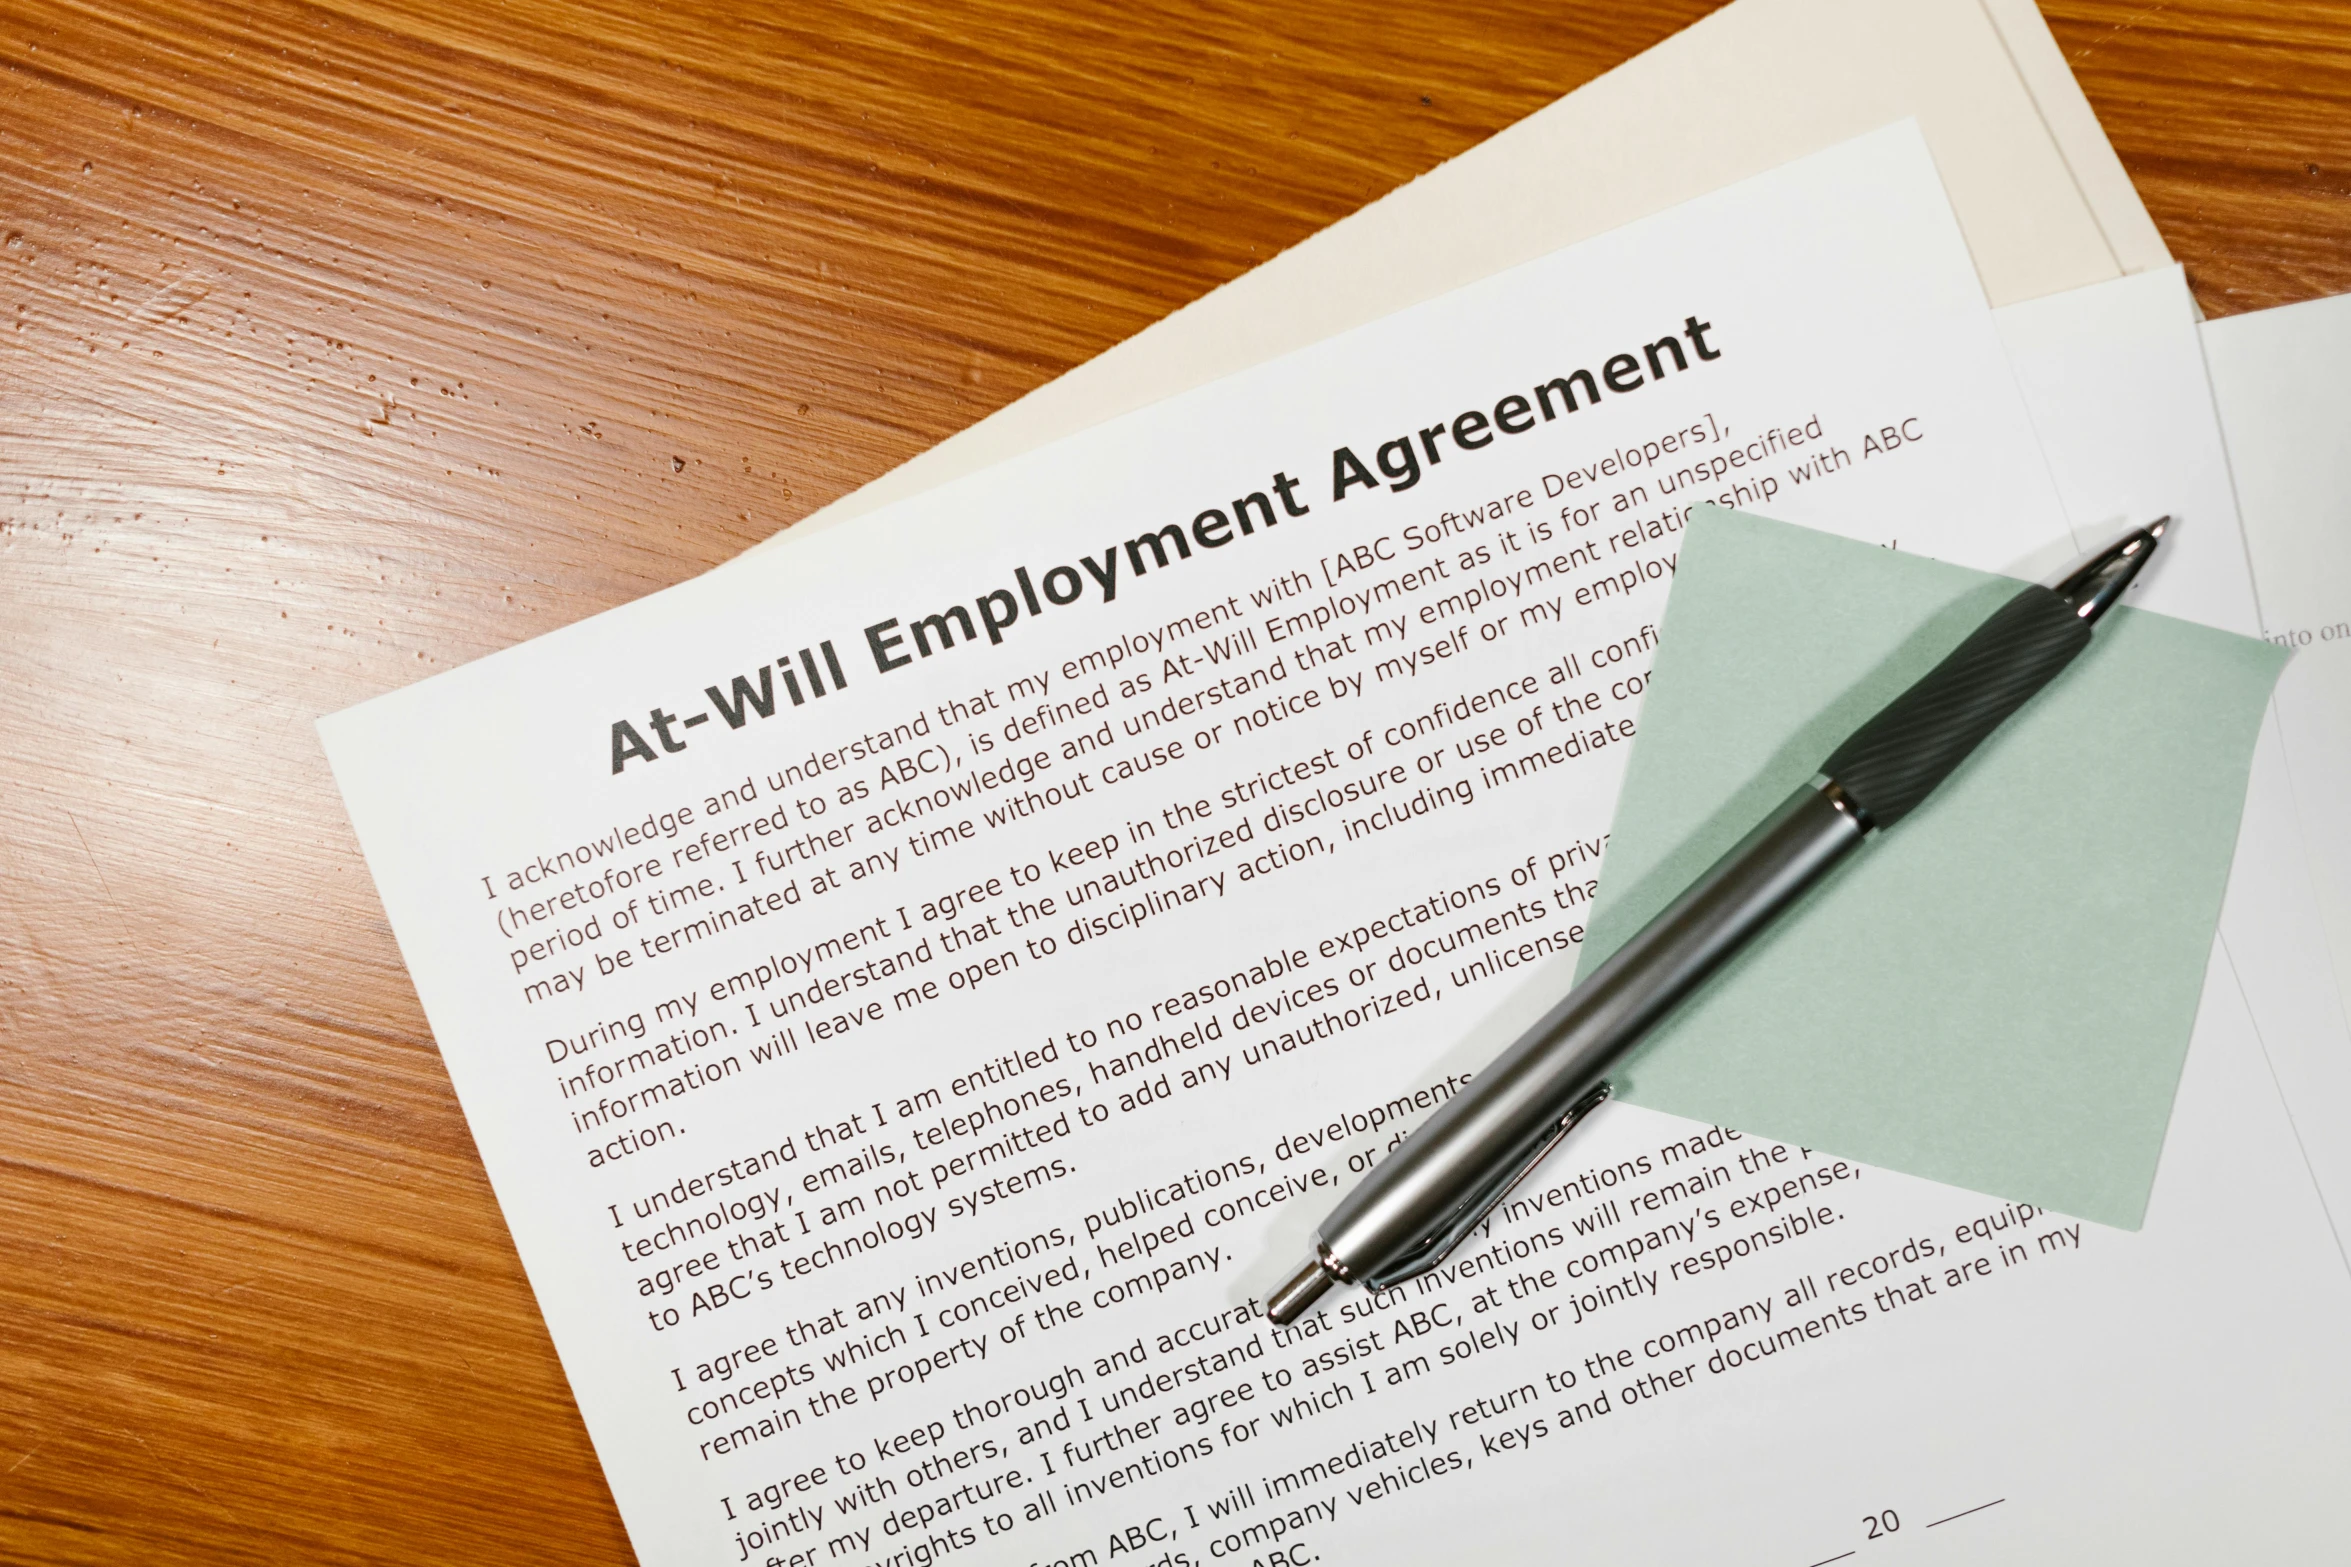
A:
1581;508;2287;1228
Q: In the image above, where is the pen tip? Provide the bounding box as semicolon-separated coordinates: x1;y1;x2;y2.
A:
1267;1257;1334;1325
2054;518;2169;625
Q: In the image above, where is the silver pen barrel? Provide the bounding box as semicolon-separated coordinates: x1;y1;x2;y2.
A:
1268;780;1867;1324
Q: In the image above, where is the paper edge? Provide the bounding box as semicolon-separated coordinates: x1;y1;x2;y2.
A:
738;0;2129;567
1975;0;2172;273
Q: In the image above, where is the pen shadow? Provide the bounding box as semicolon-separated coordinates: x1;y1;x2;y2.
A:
1235;574;2020;1317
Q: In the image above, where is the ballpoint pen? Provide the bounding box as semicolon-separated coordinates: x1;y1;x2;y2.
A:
1265;519;2169;1325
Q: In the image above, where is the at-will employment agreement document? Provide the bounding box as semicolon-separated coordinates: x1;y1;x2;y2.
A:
321;129;2351;1566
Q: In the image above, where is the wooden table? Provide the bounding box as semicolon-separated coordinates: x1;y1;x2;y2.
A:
3;2;2345;1560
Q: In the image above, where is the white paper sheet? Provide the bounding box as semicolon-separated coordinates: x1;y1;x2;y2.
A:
322;130;2350;1566
747;0;2160;563
2202;290;2351;1245
2201;292;2351;634
1995;266;2351;1254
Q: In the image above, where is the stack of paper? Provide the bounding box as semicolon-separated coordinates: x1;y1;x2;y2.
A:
750;0;2168;559
319;3;2351;1563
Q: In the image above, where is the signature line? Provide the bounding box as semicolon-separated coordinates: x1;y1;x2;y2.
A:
1927;1499;2006;1528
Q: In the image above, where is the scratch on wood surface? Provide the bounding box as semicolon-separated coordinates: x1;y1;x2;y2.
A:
61;811;120;912
2070;1;2175;58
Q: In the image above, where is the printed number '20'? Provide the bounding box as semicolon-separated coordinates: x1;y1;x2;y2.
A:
1864;1510;1901;1540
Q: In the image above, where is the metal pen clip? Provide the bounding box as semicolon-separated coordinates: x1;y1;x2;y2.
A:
1357;1083;1613;1291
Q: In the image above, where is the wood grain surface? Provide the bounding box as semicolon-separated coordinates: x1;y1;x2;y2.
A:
2;1;2346;1560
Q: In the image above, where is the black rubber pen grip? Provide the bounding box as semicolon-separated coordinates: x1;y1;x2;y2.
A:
1820;584;2091;827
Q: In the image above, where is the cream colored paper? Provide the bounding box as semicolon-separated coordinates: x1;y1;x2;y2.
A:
1976;0;2171;274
